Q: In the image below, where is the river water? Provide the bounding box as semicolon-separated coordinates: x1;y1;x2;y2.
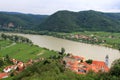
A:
4;33;120;67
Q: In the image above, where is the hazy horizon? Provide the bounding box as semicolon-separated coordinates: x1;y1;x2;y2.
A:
1;9;120;15
0;0;120;15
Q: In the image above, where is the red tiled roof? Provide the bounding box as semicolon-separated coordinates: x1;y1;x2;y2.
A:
0;73;8;79
64;55;109;74
91;60;109;72
92;61;105;66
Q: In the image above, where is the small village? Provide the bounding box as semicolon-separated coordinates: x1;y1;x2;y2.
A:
63;54;109;74
0;53;109;79
60;34;105;44
0;57;44;79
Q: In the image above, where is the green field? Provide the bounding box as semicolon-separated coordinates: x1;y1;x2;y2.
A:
0;40;59;62
74;31;120;49
0;40;13;48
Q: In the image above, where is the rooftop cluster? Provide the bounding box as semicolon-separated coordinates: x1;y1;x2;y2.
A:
63;54;109;74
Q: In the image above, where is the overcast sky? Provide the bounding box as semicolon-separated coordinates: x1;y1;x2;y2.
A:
0;0;120;15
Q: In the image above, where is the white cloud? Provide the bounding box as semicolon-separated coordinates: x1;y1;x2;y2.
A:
0;0;120;14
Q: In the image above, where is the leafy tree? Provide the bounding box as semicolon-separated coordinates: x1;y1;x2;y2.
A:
110;58;120;76
86;59;93;64
5;54;11;64
1;33;7;40
0;58;4;67
60;47;65;55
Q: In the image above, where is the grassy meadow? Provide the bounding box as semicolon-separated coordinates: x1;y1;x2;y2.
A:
0;40;13;48
0;40;58;62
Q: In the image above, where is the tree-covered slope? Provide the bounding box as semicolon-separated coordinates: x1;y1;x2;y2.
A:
0;11;48;30
1;10;120;32
39;10;120;32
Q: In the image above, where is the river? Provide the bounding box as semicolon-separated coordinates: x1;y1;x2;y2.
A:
4;33;120;67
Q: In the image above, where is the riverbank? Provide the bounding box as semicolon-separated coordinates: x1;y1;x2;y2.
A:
43;31;120;50
1;30;120;50
5;30;120;50
2;32;120;67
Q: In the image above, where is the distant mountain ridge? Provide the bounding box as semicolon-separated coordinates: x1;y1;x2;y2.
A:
38;10;120;32
0;10;120;32
0;11;48;30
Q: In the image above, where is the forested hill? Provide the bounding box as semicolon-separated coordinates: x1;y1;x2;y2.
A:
38;10;120;32
1;10;120;32
0;11;48;30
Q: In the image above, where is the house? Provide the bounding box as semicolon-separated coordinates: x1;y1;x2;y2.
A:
3;66;11;73
11;58;18;64
75;34;79;39
63;54;85;63
3;65;17;73
1;58;33;79
24;59;33;67
8;22;14;27
73;56;85;62
17;62;24;71
0;73;8;79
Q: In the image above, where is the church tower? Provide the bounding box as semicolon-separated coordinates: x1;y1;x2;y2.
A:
105;55;109;66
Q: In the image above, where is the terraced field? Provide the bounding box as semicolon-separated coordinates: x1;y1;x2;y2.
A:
0;40;58;62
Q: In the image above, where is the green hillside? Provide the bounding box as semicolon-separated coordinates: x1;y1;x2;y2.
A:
39;10;120;32
0;43;58;62
1;10;120;33
0;34;58;62
0;12;48;30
